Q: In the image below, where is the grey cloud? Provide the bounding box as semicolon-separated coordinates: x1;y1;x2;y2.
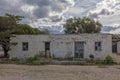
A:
88;13;99;19
89;9;114;19
102;26;120;32
59;0;70;3
25;0;51;6
33;6;50;18
99;9;114;15
24;0;73;19
51;3;64;13
0;0;33;25
88;0;120;19
0;0;75;34
50;16;63;22
0;0;27;17
51;1;71;13
0;0;11;15
0;0;74;20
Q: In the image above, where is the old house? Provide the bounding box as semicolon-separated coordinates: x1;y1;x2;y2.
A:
9;34;112;60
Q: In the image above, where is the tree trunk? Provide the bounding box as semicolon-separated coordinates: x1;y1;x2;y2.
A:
2;45;9;58
4;50;8;58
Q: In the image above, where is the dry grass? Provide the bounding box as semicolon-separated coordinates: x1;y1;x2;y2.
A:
0;64;120;80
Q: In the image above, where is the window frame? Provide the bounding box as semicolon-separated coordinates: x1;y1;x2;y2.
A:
22;42;29;51
95;42;102;51
45;42;50;51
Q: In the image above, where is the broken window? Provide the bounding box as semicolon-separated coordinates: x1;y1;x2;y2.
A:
45;42;50;51
95;42;102;51
22;42;28;51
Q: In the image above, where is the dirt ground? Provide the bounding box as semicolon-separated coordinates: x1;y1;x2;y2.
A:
0;64;120;80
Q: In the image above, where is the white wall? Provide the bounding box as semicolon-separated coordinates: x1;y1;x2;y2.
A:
9;34;112;60
117;41;120;54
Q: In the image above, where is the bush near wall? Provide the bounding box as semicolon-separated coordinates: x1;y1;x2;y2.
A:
11;57;19;62
0;57;19;64
25;54;49;65
73;55;116;65
0;54;49;65
0;54;117;65
87;54;115;64
103;55;115;64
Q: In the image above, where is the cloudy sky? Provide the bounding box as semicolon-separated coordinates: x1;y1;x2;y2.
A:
0;0;120;34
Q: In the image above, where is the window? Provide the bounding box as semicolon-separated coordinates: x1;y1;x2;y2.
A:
22;42;28;51
45;42;50;51
95;42;102;51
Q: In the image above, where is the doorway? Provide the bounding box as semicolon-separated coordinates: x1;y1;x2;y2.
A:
74;42;84;58
112;42;117;53
45;42;50;58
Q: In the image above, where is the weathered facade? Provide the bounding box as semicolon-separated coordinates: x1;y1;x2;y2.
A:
9;34;112;60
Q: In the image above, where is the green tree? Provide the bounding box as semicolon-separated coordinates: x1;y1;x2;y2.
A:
63;17;102;34
0;14;47;57
14;24;47;35
0;14;23;57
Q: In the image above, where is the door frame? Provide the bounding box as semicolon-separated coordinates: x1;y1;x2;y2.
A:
44;42;51;58
112;42;117;53
74;41;85;58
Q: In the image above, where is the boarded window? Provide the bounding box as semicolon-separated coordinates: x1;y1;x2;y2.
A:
95;42;102;51
22;42;28;51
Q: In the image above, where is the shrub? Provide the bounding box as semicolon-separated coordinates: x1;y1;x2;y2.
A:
87;59;96;64
26;54;40;63
104;55;114;64
74;58;84;61
94;60;105;64
1;58;10;61
26;57;34;63
25;54;49;65
30;60;48;65
0;58;11;64
11;57;19;62
33;54;40;60
26;58;49;65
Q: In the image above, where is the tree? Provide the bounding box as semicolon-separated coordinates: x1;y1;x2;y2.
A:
0;14;47;57
63;17;102;34
0;14;23;57
14;24;48;35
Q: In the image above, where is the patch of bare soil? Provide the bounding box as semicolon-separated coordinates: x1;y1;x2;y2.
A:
0;64;120;80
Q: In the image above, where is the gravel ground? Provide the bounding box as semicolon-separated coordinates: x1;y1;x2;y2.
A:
0;64;120;80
